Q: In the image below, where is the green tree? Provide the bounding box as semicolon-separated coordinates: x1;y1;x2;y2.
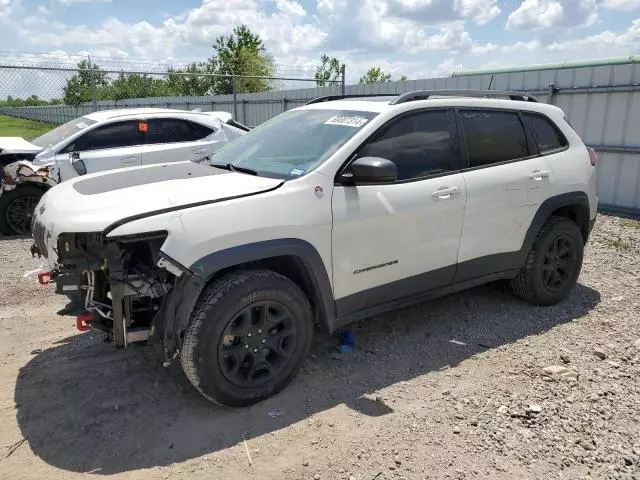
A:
63;60;108;106
0;95;61;107
315;54;344;87
167;62;217;96
358;67;392;85
209;25;275;94
398;75;408;81
107;72;173;100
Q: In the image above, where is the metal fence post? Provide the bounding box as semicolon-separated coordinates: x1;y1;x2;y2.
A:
547;83;557;105
282;97;287;113
232;74;238;119
89;65;97;112
341;64;346;95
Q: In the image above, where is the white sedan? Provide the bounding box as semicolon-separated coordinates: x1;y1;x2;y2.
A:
0;108;248;235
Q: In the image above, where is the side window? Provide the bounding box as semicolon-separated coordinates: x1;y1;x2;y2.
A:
146;119;213;145
357;110;456;181
71;121;141;152
524;113;567;153
460;110;529;168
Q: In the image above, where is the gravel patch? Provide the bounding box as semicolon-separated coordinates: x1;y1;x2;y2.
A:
0;213;638;480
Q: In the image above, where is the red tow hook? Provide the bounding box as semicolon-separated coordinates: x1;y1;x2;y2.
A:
76;311;96;332
37;271;52;285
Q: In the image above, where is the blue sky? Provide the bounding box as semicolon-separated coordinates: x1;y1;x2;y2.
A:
0;0;639;81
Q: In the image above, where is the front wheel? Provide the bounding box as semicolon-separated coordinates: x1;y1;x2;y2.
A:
180;269;314;407
0;185;43;236
511;216;584;305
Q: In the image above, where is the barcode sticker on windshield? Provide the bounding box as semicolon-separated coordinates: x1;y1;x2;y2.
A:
76;121;88;129
324;115;369;128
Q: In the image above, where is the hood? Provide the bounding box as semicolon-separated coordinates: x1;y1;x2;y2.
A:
36;161;283;234
0;137;43;155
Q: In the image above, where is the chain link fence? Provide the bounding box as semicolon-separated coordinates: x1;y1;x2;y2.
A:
0;55;345;126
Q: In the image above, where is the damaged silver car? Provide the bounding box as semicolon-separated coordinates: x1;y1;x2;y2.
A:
0;108;248;235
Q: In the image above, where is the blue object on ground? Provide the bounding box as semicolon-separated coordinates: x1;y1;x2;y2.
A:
338;344;353;354
340;330;355;347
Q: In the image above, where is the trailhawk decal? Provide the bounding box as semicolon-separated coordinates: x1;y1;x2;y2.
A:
324;115;370;128
353;260;399;275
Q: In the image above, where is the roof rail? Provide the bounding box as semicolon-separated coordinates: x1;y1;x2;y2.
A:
389;89;539;105
305;94;397;105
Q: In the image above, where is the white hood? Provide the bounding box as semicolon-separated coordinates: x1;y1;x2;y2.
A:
35;161;283;236
0;137;43;155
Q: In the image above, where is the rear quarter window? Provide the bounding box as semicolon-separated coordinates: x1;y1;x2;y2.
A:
524;113;568;153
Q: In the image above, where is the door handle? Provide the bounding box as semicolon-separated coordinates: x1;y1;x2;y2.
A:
529;170;550;180
431;186;460;199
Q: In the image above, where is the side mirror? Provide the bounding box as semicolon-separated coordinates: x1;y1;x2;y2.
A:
69;151;87;175
341;156;398;184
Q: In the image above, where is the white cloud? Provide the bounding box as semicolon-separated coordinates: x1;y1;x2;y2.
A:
386;0;501;26
601;0;640;11
36;4;50;14
547;17;640;50
404;21;473;53
0;0;20;21
54;0;112;5
274;0;305;17
507;0;598;30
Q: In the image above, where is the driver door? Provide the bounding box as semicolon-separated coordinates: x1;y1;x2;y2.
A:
331;109;467;316
62;120;143;175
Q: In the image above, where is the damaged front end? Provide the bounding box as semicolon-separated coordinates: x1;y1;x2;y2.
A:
1;160;59;193
50;230;201;358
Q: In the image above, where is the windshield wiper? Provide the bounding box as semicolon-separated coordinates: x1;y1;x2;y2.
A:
211;163;258;176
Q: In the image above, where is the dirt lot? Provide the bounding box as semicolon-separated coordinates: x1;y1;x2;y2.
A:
0;214;638;480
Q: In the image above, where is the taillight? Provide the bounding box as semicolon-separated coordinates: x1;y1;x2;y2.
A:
587;147;598;167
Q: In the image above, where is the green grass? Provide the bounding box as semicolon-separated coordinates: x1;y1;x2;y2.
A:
0;115;55;139
603;234;636;252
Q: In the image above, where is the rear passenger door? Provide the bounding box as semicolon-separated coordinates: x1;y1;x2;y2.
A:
455;109;554;280
141;118;215;165
331;109;467;316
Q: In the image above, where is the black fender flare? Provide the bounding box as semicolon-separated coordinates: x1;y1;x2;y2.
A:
156;239;336;360
190;238;336;326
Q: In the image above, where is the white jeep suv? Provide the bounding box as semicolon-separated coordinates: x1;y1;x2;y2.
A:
30;90;598;406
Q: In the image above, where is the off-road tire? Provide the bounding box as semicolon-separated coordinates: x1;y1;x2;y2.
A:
0;185;43;236
511;216;584;306
180;269;314;407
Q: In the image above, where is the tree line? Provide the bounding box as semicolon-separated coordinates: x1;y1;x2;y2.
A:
1;25;407;108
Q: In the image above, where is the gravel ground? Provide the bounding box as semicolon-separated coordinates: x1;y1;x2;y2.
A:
0;214;638;480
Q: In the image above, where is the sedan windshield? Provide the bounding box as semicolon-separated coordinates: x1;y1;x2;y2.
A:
30;116;97;148
210;109;378;179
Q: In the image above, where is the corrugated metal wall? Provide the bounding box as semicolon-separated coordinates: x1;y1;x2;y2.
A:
1;62;639;213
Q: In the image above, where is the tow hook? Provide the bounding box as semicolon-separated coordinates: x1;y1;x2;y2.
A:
37;271;52;285
76;311;96;332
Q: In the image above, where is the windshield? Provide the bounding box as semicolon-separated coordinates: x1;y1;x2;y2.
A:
31;116;97;148
211;109;379;179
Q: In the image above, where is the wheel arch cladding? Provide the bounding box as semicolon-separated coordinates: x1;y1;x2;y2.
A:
532;192;591;244
176;239;336;340
156;241;333;361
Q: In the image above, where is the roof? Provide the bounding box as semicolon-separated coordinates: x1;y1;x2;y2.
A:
298;90;560;115
83;107;189;121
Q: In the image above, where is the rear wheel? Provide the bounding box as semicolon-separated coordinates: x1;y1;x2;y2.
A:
0;185;43;236
180;269;314;407
511;216;584;305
